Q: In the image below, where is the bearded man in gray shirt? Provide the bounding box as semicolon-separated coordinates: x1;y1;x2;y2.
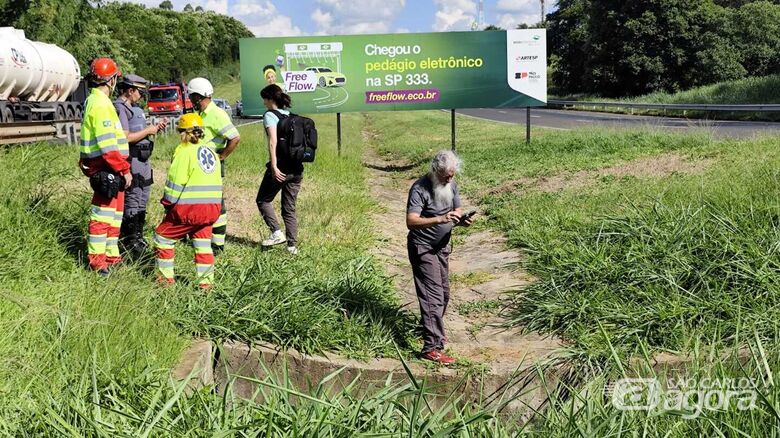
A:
406;150;473;365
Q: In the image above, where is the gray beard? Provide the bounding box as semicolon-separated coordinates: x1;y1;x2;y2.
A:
431;175;454;206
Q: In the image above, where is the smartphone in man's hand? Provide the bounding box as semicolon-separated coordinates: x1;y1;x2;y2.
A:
458;209;477;224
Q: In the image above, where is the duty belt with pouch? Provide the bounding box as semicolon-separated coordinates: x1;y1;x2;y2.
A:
131;171;154;188
129;140;154;162
89;170;125;199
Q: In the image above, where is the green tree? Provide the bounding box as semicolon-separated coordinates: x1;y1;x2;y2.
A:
548;0;591;95
549;0;748;96
730;1;780;76
195;5;203;12
0;0;252;84
0;0;28;26
159;0;172;10
183;3;192;12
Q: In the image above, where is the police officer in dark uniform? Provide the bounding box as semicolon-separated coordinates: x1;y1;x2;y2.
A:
114;74;168;256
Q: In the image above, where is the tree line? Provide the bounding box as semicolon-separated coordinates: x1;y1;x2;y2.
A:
548;0;780;97
0;0;253;83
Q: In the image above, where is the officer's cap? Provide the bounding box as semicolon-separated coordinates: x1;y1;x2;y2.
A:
119;74;149;90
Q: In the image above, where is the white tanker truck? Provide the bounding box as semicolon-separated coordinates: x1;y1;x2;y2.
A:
0;27;86;123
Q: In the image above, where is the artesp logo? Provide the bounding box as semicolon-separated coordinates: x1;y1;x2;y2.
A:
197;146;217;174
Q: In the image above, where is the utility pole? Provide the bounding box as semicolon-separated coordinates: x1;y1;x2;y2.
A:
478;0;485;30
540;0;545;23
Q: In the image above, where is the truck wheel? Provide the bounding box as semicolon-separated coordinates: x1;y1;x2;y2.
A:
55;105;66;121
66;105;76;119
319;76;326;87
1;106;12;123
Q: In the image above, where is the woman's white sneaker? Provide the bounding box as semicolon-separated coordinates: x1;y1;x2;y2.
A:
262;230;286;247
286;246;298;255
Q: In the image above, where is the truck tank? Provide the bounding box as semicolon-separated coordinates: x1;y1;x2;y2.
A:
0;27;81;103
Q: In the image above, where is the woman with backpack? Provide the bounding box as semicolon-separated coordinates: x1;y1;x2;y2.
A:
256;84;303;255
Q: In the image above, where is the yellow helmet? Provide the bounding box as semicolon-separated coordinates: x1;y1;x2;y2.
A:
177;113;204;131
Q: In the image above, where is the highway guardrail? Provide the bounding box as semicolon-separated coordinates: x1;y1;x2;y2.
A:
547;100;780;113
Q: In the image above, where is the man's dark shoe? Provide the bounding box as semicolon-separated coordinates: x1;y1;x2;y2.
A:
96;268;110;278
420;350;456;365
212;244;224;256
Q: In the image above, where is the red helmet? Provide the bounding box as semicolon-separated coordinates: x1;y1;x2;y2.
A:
89;58;120;83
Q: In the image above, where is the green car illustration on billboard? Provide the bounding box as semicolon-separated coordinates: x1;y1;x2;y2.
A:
305;66;347;87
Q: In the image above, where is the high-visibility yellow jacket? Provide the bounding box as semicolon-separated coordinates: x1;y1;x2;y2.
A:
161;142;223;225
79;88;130;176
200;101;239;153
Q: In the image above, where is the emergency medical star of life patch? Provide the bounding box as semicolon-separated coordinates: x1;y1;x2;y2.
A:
198;146;217;174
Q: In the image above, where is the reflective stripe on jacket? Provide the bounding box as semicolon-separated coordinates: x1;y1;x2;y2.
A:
161;142;223;225
80;88;130;175
200;101;239;153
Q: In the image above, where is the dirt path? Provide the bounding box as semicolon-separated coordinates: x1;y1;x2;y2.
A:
487;152;714;196
363;146;562;374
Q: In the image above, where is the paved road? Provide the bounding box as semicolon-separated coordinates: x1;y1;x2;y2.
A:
457;108;780;139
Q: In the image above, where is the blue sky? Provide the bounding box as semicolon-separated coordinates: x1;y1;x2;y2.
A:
129;0;546;36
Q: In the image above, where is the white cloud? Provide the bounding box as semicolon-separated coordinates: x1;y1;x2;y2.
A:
124;0;301;36
496;0;544;28
231;0;302;36
497;0;535;12
204;0;228;14
497;12;538;29
311;0;406;35
432;0;476;32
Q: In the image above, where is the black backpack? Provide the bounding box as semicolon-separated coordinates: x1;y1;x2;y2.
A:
268;110;317;163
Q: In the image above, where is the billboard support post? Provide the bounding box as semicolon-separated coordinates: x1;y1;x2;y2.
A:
526;107;531;145
451;109;456;151
337;112;342;156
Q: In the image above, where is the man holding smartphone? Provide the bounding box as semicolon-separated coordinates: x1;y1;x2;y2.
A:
406;150;474;365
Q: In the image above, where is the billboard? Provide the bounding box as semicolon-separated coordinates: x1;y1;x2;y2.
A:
239;29;546;116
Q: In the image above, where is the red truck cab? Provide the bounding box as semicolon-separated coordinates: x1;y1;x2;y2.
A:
147;83;193;115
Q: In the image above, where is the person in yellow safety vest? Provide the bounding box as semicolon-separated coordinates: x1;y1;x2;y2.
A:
187;77;240;256
153;113;223;289
79;57;131;277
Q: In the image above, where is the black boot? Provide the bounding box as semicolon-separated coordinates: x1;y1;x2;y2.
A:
133;211;149;253
121;213;147;257
120;214;137;252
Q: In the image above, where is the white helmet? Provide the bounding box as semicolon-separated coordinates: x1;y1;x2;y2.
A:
188;77;213;97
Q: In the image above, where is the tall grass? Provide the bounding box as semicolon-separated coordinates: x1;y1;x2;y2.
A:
0;112;415;431
0;146;188;430
555;74;780;121
162;115;418;358
634;74;780;106
506;137;780;366
15;352;517;436
364;110;780;367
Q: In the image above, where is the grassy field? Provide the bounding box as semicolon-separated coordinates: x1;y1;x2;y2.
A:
634;74;780;106
5;99;780;434
555;74;780;121
0;112;421;433
212;79;241;104
366;110;780;368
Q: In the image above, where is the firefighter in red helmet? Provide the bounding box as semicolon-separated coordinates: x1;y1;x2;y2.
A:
79;57;132;276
